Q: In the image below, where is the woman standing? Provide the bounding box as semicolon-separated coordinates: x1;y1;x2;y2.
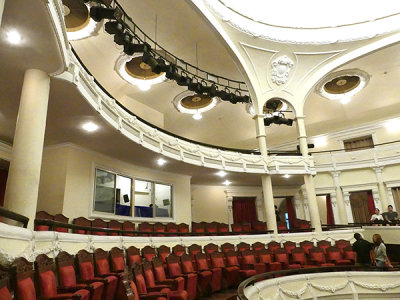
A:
372;233;393;268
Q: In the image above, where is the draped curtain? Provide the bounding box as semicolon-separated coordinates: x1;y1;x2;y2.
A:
350;191;374;223
285;197;295;229
392;188;400;212
326;194;335;225
367;190;376;214
232;197;257;224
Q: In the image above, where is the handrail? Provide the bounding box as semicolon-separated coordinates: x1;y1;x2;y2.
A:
34;219;273;236
309;139;400;155
237;265;400;300
0;207;29;228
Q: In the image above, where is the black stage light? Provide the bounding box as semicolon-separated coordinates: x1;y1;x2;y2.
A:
123;42;151;56
234;95;250;103
202;84;217;97
225;92;236;103
215;89;228;100
275;116;294;126
165;64;178;80
177;74;192;86
105;21;124;35
264;117;274;126
151;58;167;74
297;144;315;151
141;52;158;71
90;6;118;22
114;31;133;46
188;82;203;94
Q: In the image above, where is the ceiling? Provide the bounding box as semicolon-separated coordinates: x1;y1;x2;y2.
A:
1;0;400;187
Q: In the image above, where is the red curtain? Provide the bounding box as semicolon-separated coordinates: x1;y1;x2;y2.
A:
232;197;257;224
367;190;376;214
326;194;335;225
286;197;295;229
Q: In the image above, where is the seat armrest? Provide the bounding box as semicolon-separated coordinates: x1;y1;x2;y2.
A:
57;286;89;293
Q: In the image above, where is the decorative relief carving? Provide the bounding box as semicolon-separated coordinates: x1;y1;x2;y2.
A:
271;55;294;85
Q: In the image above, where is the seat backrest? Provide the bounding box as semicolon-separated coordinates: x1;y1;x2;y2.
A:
252;221;267;232
274;248;289;264
326;246;343;261
142;261;157;288
122;221;135;236
317;240;332;253
0;267;12;300
300;241;314;254
132;263;147;294
94;248;111;275
252;242;266;252
283;241;296;254
205;222;218;233
225;251;240;267
221;243;235;253
138;222;153;236
241;222;251;232
34;254;58;298
172;245;186;257
204;243;218;256
237;242;250;252
126;246;142;266
241;250;256;265
231;223;242;233
277;221;287;231
188;244;202;260
142;246;157;262
110;247;125;272
56;251;77;287
309;247;326;264
76;250;95;280
92;218;108;236
180;254;195;273
157;245;171;263
210;252;225;268
12;257;36;300
258;249;273;264
152;257;167;281
166;254;183;277
217;223;229;233
53;214;69;233
195;252;209;271
153;222;165;236
35;211;53;231
192;222;205;233
291;248;307;265
335;239;351;251
267;241;281;253
343;246;356;261
166;223;178;233
108;220;122;236
178;223;189;233
73;217;91;234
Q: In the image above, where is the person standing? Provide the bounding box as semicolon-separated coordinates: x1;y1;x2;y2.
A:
372;233;393;268
352;233;372;266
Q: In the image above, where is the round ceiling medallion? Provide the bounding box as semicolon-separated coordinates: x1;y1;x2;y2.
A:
173;90;219;116
115;53;166;91
316;69;370;100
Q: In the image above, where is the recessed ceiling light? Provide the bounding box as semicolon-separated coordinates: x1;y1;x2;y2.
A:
385;119;400;133
223;180;231;186
340;97;351;104
82;122;99;132
137;82;151;91
314;136;327;147
283;174;291;179
192;113;202;120
6;30;22;45
216;170;227;177
157;158;167;166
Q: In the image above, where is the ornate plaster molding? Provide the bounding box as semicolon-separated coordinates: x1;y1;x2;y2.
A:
271;55;294;86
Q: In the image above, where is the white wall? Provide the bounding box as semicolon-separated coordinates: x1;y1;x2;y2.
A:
191;185;229;223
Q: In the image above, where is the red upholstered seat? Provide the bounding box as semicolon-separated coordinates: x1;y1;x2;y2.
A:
252;242;266;253
231;223;242;234
152;257;185;292
343;246;356;264
127;246;142;267
204;243;218;257
108;220;122;236
166;223;178;235
274;249;301;269
277;221;288;232
0;267;12;300
191;222;205;234
91;219;108;236
56;251;104;300
123;221;135;236
182;253;211;297
205;222;218;235
225;251;256;279
94;249;119;300
188;244;202;262
132;263;170;300
267;241;282;254
35;254;90;300
251;221;267;233
142;246;157;262
154;223;166;236
217;223;229;235
138;222;153;237
54;214;69;233
258;249;282;272
210;252;240;289
300;241;314;255
237;242;250;253
283;241;296;254
240;250;267;274
326;247;353;265
172;245;186;257
73;217;91;234
241;223;251;233
0;286;12;300
157;245;171;264
178;223;189;234
221;243;235;254
309;247;335;267
195;252;222;293
110;247;126;272
317;240;332;254
167;254;197;300
35;211;53;231
335;240;351;253
130;279;167;300
290;248;314;268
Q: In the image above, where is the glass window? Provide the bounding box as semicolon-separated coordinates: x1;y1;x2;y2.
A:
94;169;115;213
115;175;132;216
134;180;153;218
155;183;172;218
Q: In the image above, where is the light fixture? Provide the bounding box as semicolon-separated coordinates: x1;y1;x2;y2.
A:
216;170;227;177
223;180;231;186
340;97;351;104
82;122;99;132
314;136;327;147
157;158;166;166
90;6;119;22
283;174;291;179
385;119;400;133
192;113;202;120
6;30;22;45
264;114;294;126
137;81;151;91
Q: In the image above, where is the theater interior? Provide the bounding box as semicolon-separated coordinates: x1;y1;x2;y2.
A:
1;0;400;299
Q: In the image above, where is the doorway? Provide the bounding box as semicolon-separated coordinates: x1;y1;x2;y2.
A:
350;191;374;223
232;197;257;224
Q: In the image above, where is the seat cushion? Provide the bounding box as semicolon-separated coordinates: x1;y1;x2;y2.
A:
288;264;302;269
0;286;12;300
239;269;256;278
73;289;90;300
335;259;352;265
39;270;58;298
170;289;188;300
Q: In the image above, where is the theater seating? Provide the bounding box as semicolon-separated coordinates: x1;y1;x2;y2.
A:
0;267;12;300
152;257;186;292
257;249;282;272
204;243;218;257
290;248;315;268
240;250;267;274
283;241;296;254
308;247;335;267
210;252;240;289
172;245;187;257
166;254;197;300
221;243;235;254
181;253;212;297
142;246;157;262
274;249;301;270
325;246;353;265
317;240;332;254
131;263;169;300
225;251;257;280
127;246;142;267
195;252;222;293
237;242;251;252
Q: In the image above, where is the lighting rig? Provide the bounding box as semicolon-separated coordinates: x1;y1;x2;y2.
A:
88;3;251;105
263;99;294;127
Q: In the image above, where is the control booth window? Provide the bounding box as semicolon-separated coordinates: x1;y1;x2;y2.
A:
94;168;132;216
134;180;173;219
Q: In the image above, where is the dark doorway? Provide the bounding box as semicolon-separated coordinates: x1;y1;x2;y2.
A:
0;159;10;207
350;190;374;223
232;197;257;224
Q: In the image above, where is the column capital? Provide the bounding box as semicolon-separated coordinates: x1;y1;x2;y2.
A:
330;171;341;177
373;166;384;174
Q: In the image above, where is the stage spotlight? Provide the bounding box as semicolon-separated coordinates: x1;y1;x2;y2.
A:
114;31;133;46
188;81;203;94
165;64;179;80
234;95;250;103
264;117;274;126
177;74;192;86
123;42;151;56
151;58;167;74
216;89;228;100
142;52;158;70
296;144;315;151
275;116;294;126
90;6;119;22
202;84;217;97
104;21;124;35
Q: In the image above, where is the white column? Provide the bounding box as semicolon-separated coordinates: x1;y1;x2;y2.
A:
372;188;382;211
294;192;305;219
302;189;311;221
226;196;233;229
4;70;50;228
0;0;5;26
254;114;268;155
303;175;322;233
261;175;277;234
386;187;396;210
374;167;388;211
256;197;265;222
331;171;348;224
329;193;340;225
342;191;354;223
